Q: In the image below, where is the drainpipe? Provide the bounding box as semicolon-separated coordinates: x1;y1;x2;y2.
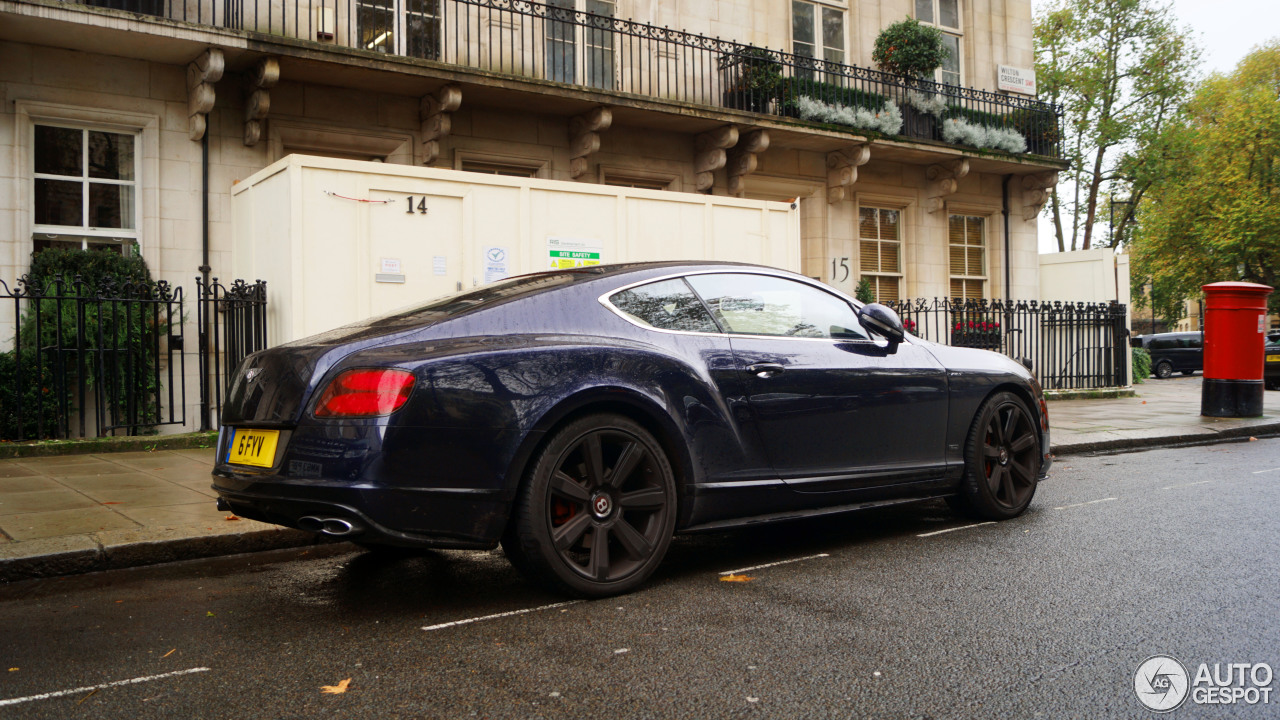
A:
198;130;211;431
1002;174;1012;300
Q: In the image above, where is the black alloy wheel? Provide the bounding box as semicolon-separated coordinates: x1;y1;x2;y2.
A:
503;414;676;597
954;392;1040;520
1155;361;1174;379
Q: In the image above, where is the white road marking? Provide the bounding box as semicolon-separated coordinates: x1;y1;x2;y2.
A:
1161;480;1213;490
916;522;995;538
421;601;581;631
718;553;830;576
0;667;210;708
1052;497;1118;510
1253;467;1280;474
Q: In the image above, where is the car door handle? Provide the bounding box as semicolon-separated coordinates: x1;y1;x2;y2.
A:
747;363;785;379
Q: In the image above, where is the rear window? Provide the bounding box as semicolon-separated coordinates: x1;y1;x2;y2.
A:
281;271;585;347
609;278;720;334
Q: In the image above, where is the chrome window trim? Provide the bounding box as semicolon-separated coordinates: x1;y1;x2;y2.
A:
597;268;903;346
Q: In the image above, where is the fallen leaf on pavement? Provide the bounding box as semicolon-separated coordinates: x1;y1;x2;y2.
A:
224;515;241;521
8;668;17;672
720;574;753;583
1249;437;1257;441
206;611;215;617
76;689;98;705
321;678;352;694
102;501;122;505
162;649;176;658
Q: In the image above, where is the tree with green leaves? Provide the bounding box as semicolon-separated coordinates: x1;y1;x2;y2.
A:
1131;43;1280;318
1034;0;1199;251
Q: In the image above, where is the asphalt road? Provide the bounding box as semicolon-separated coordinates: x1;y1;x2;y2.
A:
1;440;1279;719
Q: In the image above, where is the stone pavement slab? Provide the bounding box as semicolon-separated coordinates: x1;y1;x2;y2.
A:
1;375;1278;583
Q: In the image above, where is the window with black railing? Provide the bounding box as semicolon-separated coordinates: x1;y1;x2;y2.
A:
61;0;1061;158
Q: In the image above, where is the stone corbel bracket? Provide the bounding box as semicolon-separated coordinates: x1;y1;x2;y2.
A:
924;159;970;213
826;144;871;204
726;129;769;196
1022;171;1059;221
243;57;280;147
569;107;612;179
187;48;224;141
419;84;462;165
694;125;739;193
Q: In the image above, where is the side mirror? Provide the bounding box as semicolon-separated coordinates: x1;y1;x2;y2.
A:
858;303;905;344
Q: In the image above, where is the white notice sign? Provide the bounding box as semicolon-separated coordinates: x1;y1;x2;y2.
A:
380;257;402;274
483;246;511;284
998;65;1037;96
432;256;447;276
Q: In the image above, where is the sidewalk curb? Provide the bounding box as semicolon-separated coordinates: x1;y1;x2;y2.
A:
0;528;324;583
1051;420;1280;456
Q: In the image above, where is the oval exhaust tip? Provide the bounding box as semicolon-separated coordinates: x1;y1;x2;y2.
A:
298;515;325;532
321;518;360;536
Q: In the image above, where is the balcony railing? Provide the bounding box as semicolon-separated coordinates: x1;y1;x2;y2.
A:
66;0;1062;158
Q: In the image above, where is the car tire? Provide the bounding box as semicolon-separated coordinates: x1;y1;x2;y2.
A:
1155;361;1174;379
502;413;677;598
953;391;1040;521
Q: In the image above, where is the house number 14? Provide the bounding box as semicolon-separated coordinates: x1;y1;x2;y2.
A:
406;196;429;214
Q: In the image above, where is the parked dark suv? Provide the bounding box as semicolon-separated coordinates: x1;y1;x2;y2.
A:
1131;331;1203;379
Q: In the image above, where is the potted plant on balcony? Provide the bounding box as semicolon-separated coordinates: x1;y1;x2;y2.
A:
721;47;784;113
873;18;949;138
872;18;948;81
951;319;1002;350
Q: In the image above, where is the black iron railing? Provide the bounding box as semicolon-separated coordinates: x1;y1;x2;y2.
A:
887;298;1129;389
63;0;1063;158
0;275;186;440
197;278;268;431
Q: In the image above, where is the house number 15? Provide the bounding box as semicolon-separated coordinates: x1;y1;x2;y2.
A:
831;257;850;282
406;196;428;214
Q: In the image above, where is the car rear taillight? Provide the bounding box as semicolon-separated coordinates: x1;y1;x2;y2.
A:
314;368;415;418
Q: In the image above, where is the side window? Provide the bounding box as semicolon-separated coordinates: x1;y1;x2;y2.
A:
1151;338;1175;350
686;273;868;340
609;278;720;334
1187;335;1203;349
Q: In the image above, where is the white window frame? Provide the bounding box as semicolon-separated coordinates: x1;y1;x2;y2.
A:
915;0;963;86
454;149;548;178
857;204;904;303
545;0;618;90
17;101;159;262
947;211;990;300
355;0;442;60
598;166;677;191
790;0;847;66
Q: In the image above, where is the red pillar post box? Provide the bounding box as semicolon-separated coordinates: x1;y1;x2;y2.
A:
1201;281;1274;417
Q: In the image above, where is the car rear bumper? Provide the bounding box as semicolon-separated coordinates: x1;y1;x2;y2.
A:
212;472;509;549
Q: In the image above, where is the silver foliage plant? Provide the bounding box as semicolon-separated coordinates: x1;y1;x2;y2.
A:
795;96;904;135
906;90;948;116
940;117;1028;153
908;90;1029;153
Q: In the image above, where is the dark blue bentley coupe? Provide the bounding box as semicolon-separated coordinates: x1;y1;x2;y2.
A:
213;262;1050;596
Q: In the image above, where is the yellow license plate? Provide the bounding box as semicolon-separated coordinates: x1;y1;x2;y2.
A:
227;428;279;468
1268;355;1280;362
